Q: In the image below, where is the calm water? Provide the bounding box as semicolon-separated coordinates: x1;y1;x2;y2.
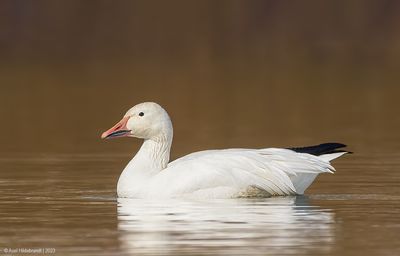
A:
0;151;399;255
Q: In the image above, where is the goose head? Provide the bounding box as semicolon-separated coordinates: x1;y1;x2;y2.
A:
101;102;173;140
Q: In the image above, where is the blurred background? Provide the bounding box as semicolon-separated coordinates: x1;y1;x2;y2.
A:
1;0;399;157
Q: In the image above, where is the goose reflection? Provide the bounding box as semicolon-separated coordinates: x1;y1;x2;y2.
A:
117;196;334;255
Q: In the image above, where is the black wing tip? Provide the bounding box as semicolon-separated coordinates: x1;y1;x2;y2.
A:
320;143;353;154
288;142;351;156
319;142;347;148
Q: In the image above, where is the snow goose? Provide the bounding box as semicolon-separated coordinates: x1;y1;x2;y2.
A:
101;102;349;198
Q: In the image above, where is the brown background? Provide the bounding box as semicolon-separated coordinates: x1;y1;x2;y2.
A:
1;0;399;157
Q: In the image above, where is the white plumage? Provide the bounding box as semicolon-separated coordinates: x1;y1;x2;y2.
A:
101;102;348;199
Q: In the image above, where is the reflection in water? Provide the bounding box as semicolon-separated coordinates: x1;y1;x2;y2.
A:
117;196;334;255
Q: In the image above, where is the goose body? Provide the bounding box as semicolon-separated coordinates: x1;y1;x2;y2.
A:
101;102;349;199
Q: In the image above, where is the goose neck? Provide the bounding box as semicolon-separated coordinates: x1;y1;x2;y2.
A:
137;134;172;172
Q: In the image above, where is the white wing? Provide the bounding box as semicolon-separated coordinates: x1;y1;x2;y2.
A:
147;148;338;198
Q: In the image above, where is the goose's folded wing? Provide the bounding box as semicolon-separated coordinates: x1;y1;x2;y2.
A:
164;148;335;196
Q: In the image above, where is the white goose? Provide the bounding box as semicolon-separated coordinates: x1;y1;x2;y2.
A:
101;102;349;199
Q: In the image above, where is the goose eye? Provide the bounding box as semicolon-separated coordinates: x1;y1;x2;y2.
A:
139;112;144;117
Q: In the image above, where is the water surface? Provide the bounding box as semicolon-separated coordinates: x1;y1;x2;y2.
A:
0;152;399;255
